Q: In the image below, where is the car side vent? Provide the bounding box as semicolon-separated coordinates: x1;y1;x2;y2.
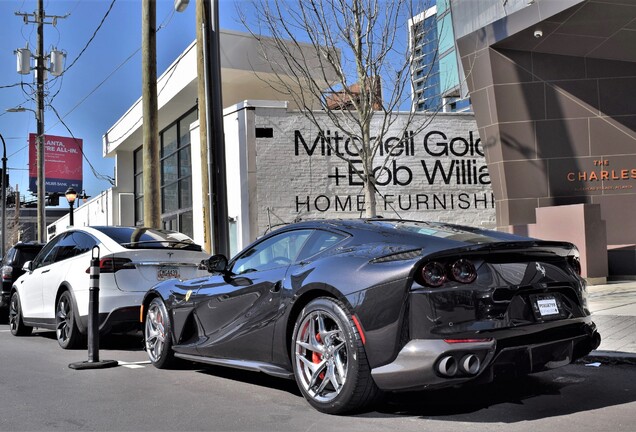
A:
371;249;423;263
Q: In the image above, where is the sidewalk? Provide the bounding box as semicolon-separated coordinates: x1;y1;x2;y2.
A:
584;280;636;364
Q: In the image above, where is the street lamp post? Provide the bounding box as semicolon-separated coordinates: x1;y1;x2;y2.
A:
0;133;6;259
6;106;42;242
65;187;77;226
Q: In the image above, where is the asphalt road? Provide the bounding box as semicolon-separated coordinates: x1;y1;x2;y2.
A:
0;325;634;432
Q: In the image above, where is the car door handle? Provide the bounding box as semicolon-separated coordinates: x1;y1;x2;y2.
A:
41;269;50;274
270;281;282;293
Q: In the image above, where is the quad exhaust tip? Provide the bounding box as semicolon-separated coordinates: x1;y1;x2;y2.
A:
437;356;458;377
437;354;481;377
460;354;480;375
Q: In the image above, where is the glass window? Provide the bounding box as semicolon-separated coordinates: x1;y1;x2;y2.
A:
162;124;178;158
179;211;193;239
134;147;144;224
232;230;312;274
297;230;347;261
71;232;98;255
33;234;65;269
162;153;178;184
179;177;192;208
179;110;197;147
159;107;196;235
179;147;191;178
162;183;179;213
52;232;96;262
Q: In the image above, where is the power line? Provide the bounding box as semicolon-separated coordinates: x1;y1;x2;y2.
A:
45;47;140;133
0;83;27;89
48;103;115;186
103;47;188;146
49;0;117;103
46;4;179;131
62;0;117;76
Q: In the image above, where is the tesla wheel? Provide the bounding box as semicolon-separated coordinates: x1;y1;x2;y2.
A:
145;298;175;369
292;297;379;414
9;292;32;336
56;291;82;349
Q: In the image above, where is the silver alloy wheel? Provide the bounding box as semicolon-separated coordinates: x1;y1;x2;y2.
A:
294;310;348;403
8;294;19;333
56;296;73;344
145;302;167;363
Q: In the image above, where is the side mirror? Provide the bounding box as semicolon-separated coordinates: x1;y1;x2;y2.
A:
200;254;228;274
22;261;33;272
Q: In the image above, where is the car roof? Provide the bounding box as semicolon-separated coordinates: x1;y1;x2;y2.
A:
268;218;532;245
10;242;45;250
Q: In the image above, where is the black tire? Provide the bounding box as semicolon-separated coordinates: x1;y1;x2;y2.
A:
144;298;175;369
9;291;32;336
291;297;380;414
56;291;82;349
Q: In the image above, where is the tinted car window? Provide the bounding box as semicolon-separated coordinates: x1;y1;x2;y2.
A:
92;226;202;251
33;235;65;269
232;230;312;274
54;232;98;262
297;230;347;261
3;248;16;265
15;248;41;266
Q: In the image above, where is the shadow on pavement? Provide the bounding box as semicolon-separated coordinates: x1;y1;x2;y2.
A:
196;364;302;397
33;329;145;352
366;364;636;422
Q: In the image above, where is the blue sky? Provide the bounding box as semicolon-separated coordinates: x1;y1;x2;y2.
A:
0;0;244;206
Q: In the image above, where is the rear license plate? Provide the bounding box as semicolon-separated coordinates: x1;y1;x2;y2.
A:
536;296;559;316
157;267;180;281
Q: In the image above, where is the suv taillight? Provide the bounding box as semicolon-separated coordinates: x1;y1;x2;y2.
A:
85;258;135;273
2;265;13;281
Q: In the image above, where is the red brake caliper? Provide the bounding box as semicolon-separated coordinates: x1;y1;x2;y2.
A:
312;332;325;380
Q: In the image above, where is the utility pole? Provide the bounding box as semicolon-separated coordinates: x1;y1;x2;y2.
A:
196;0;211;253
15;2;67;243
142;0;161;229
202;0;229;256
35;0;46;243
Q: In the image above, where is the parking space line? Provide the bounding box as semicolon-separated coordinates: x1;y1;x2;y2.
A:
118;360;151;369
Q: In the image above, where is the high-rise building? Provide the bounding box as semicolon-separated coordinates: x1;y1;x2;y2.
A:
409;0;470;113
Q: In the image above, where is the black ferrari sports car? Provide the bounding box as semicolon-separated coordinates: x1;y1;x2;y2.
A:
141;219;600;414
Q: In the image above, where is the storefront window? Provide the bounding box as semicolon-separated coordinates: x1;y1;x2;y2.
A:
134;148;144;225
160;107;196;237
133;107;196;237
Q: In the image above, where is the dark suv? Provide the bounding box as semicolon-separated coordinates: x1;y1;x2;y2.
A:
1;242;45;312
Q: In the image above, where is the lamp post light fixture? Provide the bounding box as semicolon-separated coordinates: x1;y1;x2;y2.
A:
65;187;77;226
6;106;30;113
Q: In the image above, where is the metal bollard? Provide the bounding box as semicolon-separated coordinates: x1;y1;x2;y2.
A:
69;246;118;370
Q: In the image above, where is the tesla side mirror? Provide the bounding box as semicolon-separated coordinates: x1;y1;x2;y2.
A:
201;254;228;274
22;261;32;272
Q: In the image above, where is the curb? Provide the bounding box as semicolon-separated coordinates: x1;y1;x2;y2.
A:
581;350;636;366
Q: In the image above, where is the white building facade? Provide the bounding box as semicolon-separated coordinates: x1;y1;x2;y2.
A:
49;31;494;256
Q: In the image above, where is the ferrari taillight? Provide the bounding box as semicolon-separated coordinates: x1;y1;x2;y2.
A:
418;259;478;287
420;262;446;287
450;259;477;284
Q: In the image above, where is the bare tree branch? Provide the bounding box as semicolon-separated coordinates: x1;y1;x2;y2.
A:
240;0;457;217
